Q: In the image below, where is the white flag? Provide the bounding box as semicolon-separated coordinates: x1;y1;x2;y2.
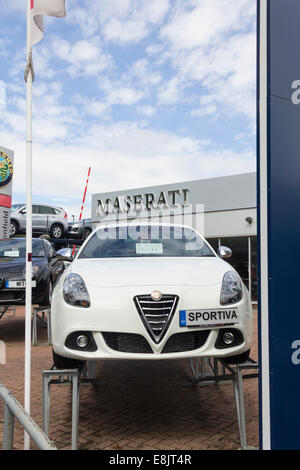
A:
30;0;66;47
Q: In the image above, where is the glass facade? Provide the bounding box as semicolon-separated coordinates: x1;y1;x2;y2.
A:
207;236;258;302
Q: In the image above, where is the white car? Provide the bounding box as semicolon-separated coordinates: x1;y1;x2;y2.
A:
51;224;252;369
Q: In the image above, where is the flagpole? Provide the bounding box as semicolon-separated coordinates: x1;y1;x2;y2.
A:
24;0;33;450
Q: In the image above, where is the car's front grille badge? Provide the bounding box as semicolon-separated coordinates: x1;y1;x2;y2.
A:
134;294;179;343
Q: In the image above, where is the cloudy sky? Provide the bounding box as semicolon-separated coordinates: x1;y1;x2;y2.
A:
0;0;256;220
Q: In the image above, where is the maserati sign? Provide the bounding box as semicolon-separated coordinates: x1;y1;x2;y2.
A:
96;188;190;217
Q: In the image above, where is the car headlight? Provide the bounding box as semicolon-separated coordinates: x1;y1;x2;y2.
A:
32;266;39;278
63;273;90;308
220;271;243;305
23;266;39;278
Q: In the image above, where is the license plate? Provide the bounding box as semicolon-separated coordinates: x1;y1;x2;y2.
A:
179;309;239;327
6;280;36;288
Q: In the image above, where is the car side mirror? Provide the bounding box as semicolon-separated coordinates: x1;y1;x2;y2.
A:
21;209;27;214
218;246;232;259
56;248;73;261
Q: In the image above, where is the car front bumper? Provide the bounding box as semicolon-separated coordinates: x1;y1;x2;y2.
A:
51;284;253;361
0;281;46;305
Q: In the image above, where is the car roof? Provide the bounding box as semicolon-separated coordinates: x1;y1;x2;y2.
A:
0;237;44;242
95;222;195;229
75;218;91;223
13;203;64;210
93;222;202;236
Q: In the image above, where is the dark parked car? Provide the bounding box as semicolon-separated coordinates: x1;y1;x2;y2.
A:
0;238;64;306
68;218;93;240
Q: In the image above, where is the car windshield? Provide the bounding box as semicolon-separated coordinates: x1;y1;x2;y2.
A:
78;226;215;259
0;239;45;258
11;204;24;212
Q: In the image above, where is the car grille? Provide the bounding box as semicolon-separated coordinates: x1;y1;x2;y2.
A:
102;332;153;354
0;290;25;302
133;294;179;343
162;331;210;353
102;330;210;355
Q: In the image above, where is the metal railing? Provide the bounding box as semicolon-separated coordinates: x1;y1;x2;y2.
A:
0;381;57;450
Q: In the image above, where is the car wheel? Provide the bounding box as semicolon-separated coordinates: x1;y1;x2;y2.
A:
83;228;92;240
50;224;64;239
9;220;18;237
221;349;250;365
52;349;84;370
39;280;53;307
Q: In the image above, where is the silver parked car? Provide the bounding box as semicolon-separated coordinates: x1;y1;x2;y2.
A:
10;204;68;239
68;218;93;240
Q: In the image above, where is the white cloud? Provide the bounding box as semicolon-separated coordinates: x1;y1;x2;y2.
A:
0;0;24;13
0;120;255;218
66;8;99;38
0;0;256;220
82;99;110;118
0;37;11;58
52;37;114;77
68;0;170;44
2;79;80;145
129;59;162;87
156;0;256;119
191;104;217;118
160;0;255;50
107;87;145;106
137;105;156;117
158;77;183;105
0;80;6;107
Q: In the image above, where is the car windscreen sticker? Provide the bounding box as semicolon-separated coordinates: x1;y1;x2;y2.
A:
136;243;163;255
4;250;19;257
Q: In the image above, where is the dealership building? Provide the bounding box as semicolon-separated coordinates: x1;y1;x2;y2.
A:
92;172;257;301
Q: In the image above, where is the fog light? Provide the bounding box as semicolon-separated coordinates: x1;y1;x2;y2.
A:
223;332;235;345
76;335;89;349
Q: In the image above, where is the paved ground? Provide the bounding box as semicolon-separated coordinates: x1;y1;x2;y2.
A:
0;307;259;450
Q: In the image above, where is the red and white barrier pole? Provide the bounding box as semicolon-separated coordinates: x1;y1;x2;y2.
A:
72;166;91;256
79;166;91;221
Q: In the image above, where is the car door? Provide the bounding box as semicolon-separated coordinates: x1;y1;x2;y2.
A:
31;205;40;231
37;205;55;233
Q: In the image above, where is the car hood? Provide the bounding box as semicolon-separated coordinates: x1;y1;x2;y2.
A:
0;258;45;280
70;257;231;287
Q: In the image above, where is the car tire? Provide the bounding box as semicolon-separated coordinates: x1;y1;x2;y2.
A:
221;349;250;365
83;228;92;240
50;224;64;239
52;349;84;370
9;220;18;237
39;280;53;307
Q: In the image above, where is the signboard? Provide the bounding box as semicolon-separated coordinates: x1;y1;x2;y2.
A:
91;173;255;223
258;0;300;449
0;146;14;238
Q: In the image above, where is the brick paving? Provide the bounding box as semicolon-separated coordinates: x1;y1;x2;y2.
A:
0;307;259;450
